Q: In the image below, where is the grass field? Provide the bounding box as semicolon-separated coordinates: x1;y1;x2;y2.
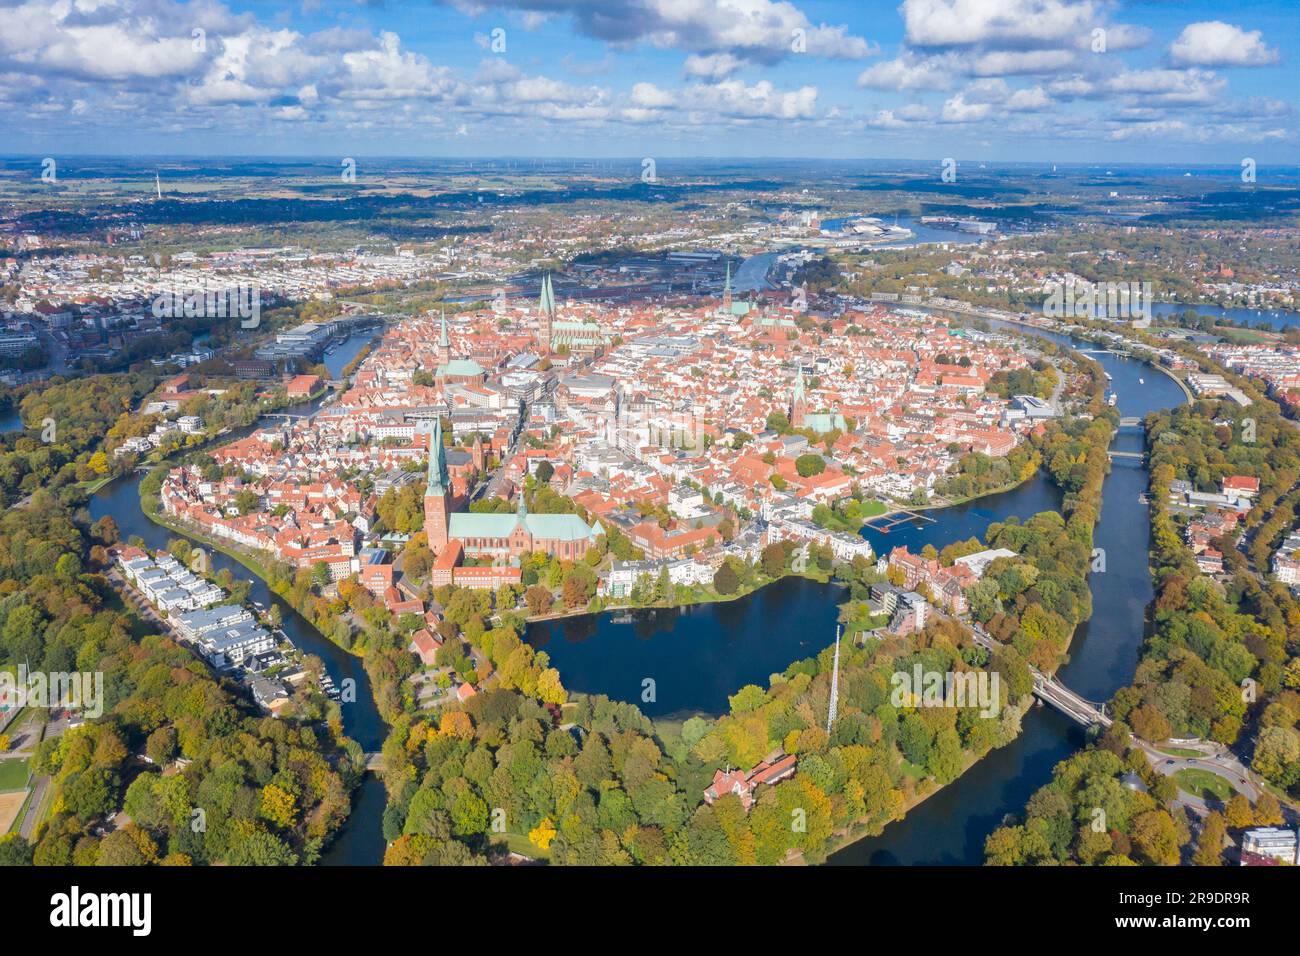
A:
0;789;26;835
489;831;550;860
1174;768;1235;803
1158;746;1203;758
0;757;31;792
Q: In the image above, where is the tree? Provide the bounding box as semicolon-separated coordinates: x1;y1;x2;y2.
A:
260;784;298;830
795;454;826;478
1224;794;1254;829
311;561;331;588
761;543;786;577
534;461;554;485
562;575;587;608
1193;811;1226;866
1253;791;1284;826
1130;809;1180;866
525;585;554;616
55;552;82;581
713;561;739;595
529;817;557;850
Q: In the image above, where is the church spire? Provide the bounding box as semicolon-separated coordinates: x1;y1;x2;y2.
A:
791;365;807;428
538;273;556;318
426;418;449;494
437;308;452;370
537;273;554;353
722;260;733;313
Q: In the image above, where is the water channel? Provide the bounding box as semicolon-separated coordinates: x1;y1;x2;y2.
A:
88;323;1184;865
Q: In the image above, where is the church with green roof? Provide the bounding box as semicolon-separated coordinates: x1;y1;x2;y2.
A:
536;274;608;358
434;310;487;382
424;417;603;562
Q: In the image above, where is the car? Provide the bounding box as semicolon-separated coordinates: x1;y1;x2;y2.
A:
1164;759;1175;765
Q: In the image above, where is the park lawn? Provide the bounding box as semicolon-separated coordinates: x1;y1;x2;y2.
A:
1158;747;1203;758
0;757;31;792
859;499;887;518
1174;768;1235;803
898;759;927;782
489;831;551;861
1217;326;1273;345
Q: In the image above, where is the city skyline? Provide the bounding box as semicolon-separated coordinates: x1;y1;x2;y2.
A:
0;0;1296;162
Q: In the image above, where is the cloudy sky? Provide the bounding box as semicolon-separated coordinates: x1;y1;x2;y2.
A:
0;0;1295;162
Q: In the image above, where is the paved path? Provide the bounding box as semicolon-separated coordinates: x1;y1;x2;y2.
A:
18;773;48;839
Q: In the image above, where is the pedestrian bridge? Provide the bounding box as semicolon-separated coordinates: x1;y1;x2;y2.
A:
971;627;1112;728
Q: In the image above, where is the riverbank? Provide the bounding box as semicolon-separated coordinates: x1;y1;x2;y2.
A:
520;564;837;627
866;463;1043;523
1148;359;1194;403
796;702;1035;864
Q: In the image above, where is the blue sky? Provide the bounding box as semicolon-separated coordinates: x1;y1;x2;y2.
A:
0;0;1295;162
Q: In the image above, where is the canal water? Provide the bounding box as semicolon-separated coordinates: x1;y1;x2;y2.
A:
86;322;1184;866
529;575;848;719
88;329;389;864
826;322;1184;864
1149;302;1300;332
527;320;1186;864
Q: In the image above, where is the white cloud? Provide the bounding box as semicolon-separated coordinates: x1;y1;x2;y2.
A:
1106;68;1226;106
0;0;214;81
630;78;818;122
941;93;991;122
450;0;874;65
858;53;955;91
968;49;1075;77
901;0;1100;49
1170;21;1279;68
684;52;745;80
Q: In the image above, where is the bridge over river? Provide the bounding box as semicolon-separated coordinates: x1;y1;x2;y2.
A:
971;626;1112;728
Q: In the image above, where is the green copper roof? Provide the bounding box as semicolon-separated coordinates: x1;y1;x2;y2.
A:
538;274;556;317
446;511;598;543
437;358;485;377
426;418;449;495
803;412;847;434
448;512;518;539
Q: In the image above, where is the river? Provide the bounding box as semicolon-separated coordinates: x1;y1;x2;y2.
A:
1149;302;1300;332
87;329;390;865
826;322;1184;863
527;320;1187;865
86;323;1183;866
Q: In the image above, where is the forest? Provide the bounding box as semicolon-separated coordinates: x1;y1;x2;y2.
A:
0;493;358;866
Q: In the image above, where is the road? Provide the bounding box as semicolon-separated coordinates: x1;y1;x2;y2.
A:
1131;738;1300;823
474;399;529;502
18;773;49;839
